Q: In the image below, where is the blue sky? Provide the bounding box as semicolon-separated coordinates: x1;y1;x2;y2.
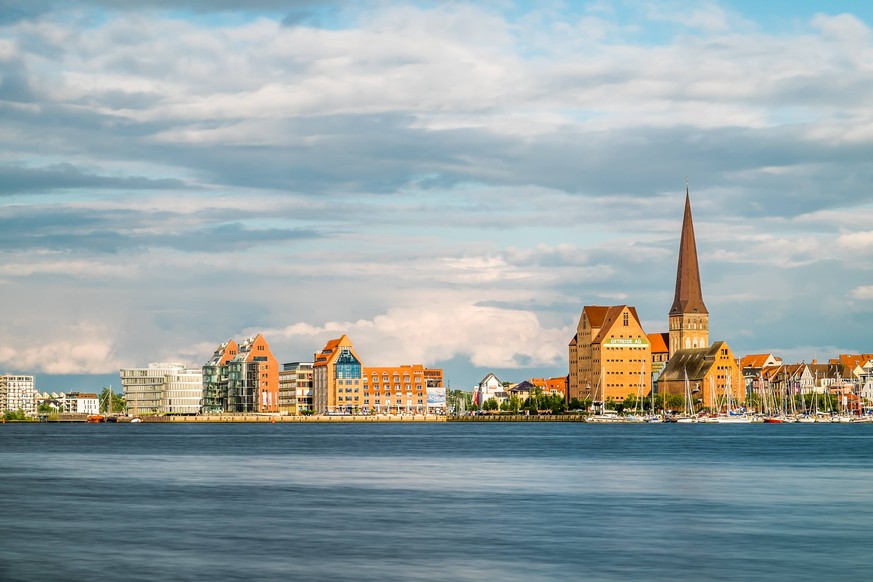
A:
2;0;873;392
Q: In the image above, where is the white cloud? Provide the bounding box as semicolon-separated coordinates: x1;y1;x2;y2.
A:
0;325;122;374
850;286;873;300
261;303;571;369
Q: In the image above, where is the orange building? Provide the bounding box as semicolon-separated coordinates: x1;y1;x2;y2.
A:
649;332;669;390
313;335;364;414
362;365;443;414
201;335;278;413
658;341;744;408
230;334;279;413
569;305;652;402
530;377;568;398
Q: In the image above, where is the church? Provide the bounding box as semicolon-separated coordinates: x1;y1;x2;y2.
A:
568;185;743;407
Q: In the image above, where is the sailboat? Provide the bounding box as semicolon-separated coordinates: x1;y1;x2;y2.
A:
715;373;752;424
625;362;647;423
676;370;698;423
587;375;624;423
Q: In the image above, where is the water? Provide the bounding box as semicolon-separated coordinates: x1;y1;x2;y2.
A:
1;422;872;581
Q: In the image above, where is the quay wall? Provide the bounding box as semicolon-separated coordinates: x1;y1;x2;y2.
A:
137;414;446;423
448;414;584;422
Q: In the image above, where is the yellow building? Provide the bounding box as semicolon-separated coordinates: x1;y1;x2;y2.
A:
657;341;744;408
569;305;652;402
313;335;364;414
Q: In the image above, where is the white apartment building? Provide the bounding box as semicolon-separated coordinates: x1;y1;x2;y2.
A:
67;392;100;414
0;374;37;417
121;363;203;415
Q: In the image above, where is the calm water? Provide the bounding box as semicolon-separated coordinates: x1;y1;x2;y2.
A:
2;422;872;581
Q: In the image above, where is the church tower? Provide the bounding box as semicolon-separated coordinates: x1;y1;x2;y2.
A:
668;184;708;357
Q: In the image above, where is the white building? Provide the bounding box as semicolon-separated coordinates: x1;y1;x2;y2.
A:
121;363;203;415
67;392;100;414
0;374;37;417
474;373;506;409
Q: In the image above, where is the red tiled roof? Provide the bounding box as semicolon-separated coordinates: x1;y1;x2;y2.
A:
592;305;642;345
740;354;773;369
582;305;611;328
648;332;669;354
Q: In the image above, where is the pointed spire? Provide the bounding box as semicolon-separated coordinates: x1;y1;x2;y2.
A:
670;182;707;315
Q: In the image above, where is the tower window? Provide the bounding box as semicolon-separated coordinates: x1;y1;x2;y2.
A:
623;312;629;326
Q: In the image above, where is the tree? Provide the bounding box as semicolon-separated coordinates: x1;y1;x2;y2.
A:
447;389;473;413
482;398;499;411
3;409;28;421
99;387;126;414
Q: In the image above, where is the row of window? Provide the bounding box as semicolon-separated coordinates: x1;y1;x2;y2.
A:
363;399;423;405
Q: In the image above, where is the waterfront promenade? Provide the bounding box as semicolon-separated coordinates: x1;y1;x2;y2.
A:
43;413;591;423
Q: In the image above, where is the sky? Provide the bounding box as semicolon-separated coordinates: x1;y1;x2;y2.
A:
2;0;873;393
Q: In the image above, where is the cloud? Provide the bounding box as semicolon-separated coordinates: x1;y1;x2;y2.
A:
850;286;873;300
261;303;572;369
0;162;186;194
0;324;122;374
2;1;873;383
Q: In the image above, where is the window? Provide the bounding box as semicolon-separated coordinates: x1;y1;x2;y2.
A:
623;312;629;326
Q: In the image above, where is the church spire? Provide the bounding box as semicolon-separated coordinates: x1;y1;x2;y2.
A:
669;182;707;316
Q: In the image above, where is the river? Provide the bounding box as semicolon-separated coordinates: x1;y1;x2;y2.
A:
1;422;871;581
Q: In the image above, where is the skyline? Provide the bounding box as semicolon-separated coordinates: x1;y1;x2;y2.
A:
3;1;873;391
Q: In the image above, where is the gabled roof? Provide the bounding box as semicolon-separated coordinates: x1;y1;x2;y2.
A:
205;339;238;367
584;305;611;327
760;365;784;381
479;372;501;386
314;335;348;368
783;362;808;378
741;354;772;369
659;341;728;382
648;332;669;354
509;380;537;393
808;362;844;380
592;305;643;345
836;354;873;370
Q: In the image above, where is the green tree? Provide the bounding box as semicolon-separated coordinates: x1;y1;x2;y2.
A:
3;409;28;421
544;393;566;414
99;387;126;414
482;398;499;411
447;389;473;414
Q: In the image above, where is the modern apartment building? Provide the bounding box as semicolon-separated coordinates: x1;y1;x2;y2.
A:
313;335;364;414
361;364;444;414
0;374;36;417
201;335;279;413
66;392;100;414
202;340;238;413
120;363;203;415
279;362;313;414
